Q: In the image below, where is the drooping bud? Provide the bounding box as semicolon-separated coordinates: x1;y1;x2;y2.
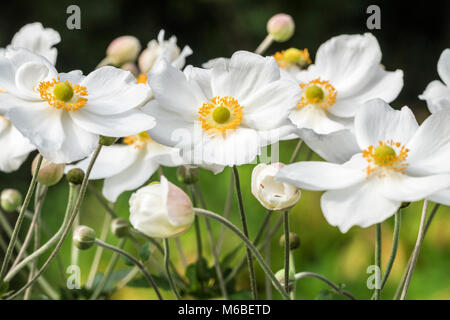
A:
31;155;65;187
111;218;130;238
66;168;85;185
275;269;295;291
279;232;300;250
106;36;141;66
73;225;96;250
176;165;199;185
251;163;301;211
1;189;23;212
99;136;118;146
129;176;194;238
267;14;295;42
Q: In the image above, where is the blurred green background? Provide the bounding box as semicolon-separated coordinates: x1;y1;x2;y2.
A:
0;0;449;299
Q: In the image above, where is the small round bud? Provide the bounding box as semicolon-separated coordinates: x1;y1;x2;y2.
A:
99;136;118;146
177;165;199;185
32;155;65;187
1;189;23;212
279;232;300;250
73;225;96;250
121;62;139;77
106;36;141;66
400;202;410;209
111;218;129;238
267;13;295;42
275;269;295;291
66;168;85;185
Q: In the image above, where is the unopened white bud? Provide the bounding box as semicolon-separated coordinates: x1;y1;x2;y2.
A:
267;13;295;42
106;36;141;66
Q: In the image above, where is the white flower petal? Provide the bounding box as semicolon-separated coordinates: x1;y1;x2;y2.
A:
321;180;400;233
80;66;150;115
354;99;418;150
437;49;450;86
289;105;346;135
427;188;450;206
276;154;366;191
297;128;360;163
418;80;450;114
70;108;155;137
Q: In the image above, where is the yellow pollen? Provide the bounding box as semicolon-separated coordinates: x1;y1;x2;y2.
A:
198;96;243;136
297;78;337;112
362;140;409;177
123;131;152;149
273;48;311;69
136;73;147;84
38;77;88;111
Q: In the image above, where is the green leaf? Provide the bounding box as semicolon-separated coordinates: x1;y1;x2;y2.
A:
121;255;135;267
139;241;151;262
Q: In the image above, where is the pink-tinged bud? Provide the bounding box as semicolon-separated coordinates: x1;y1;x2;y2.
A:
267;14;295;42
106;36;141;66
121;62;139;77
251;163;301;211
31;155;65;187
129;176;194;238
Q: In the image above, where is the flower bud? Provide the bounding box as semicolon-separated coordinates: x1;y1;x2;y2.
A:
111;218;129;238
129;176;194;238
1;189;23;212
251;163;301;211
106;36;141;66
275;269;295;291
267;13;295;42
73;225;96;250
99;136;118;146
66;168;85;185
177;165;199;185
31;155;65;187
279;232;300;250
121;62;139;77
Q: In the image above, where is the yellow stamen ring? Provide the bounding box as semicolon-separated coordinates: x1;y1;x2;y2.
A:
273;48;312;69
362;140;409;177
297;78;337;112
123;131;152;149
198;96;243;136
38;77;88;111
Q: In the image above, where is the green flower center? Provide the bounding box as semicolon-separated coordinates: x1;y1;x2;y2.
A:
283;48;303;64
305;85;324;101
53;82;74;102
212;106;231;124
373;145;396;165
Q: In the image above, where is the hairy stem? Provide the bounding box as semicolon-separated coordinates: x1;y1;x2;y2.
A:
163;238;181;300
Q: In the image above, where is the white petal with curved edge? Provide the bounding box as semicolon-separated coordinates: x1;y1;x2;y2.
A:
15;61;52;100
437;49;450;86
419;80;450;113
297;128;360;163
211;51;280;101
183;65;213;99
406;109;450;175
103;155;158;202
314;33;381;96
289;105;346;135
427;188;450;206
66;144;140;180
354;99;418;149
80;66;150;115
70;108;155;137
321;180;400;233
241;79;301;130
380;173;450;202
276;154;366;191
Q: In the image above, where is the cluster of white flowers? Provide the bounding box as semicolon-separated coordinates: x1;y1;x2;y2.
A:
1;21;449;240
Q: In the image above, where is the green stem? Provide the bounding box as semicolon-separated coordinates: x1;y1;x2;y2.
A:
283;211;290;293
6;144;103;300
289;251;296;299
400;200;428;300
289;140;303;163
374;223;382;300
94;238;163;300
194;208;290;300
0;155;43;282
265;238;272;300
216;172;234;253
232;166;258;300
89;238;126;300
294;272;357;300
381;210;401;289
163;238;181;300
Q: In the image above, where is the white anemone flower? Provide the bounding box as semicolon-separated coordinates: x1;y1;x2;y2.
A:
66;132;184;202
0;116;35;172
0;48;154;163
288;33;403;136
419;49;450;113
277;99;450;232
0;22;60;65
145;51;301;166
